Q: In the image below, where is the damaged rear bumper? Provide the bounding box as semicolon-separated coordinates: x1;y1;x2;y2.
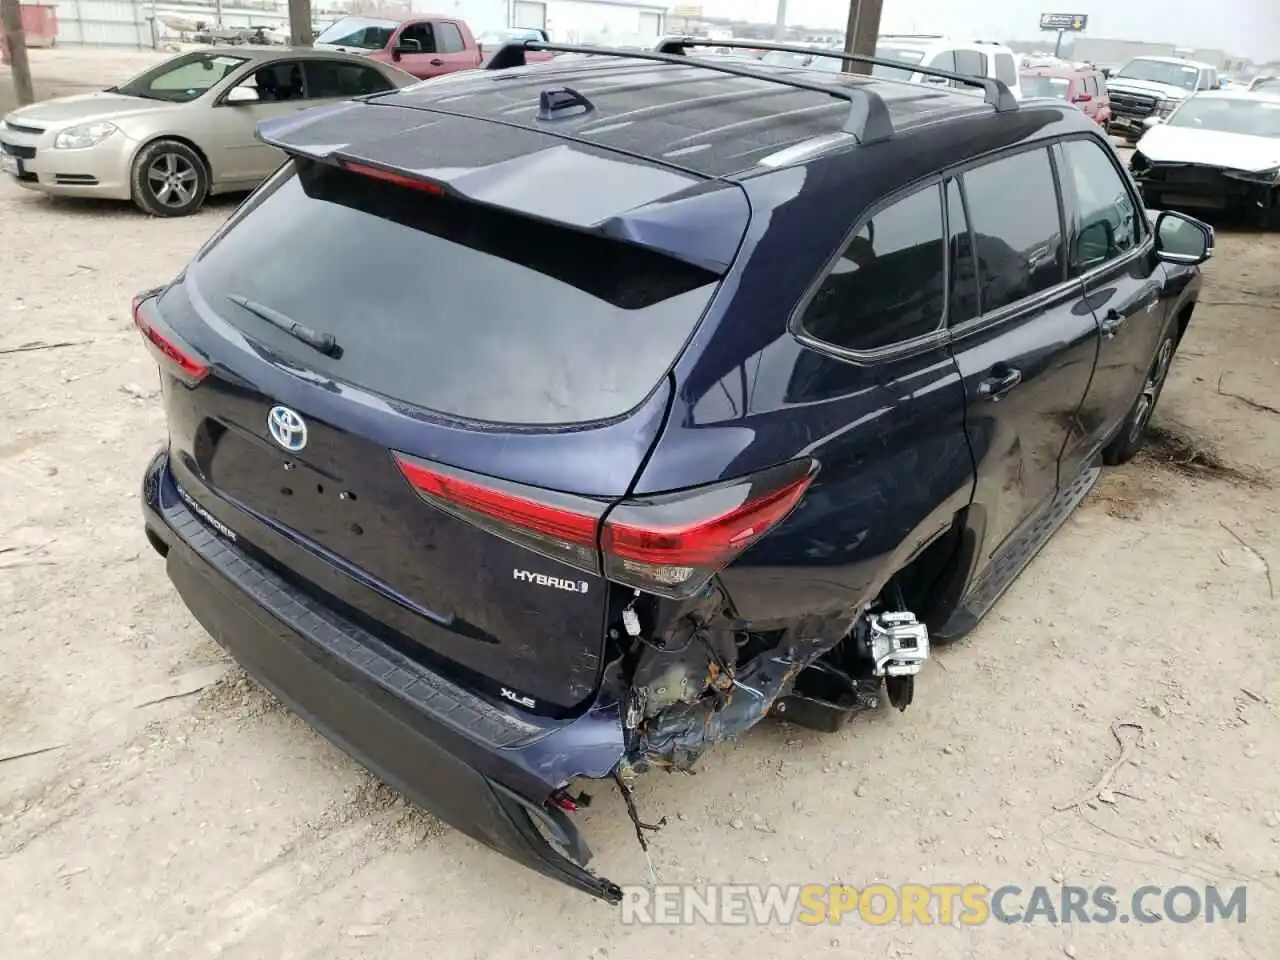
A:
140;449;625;902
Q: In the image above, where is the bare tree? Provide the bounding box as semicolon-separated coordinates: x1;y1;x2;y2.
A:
842;0;884;76
288;0;313;47
1;0;35;106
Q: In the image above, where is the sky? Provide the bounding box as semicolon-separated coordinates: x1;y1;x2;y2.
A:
695;1;1280;60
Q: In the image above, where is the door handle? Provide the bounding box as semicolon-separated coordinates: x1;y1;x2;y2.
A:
977;368;1022;402
1100;308;1127;338
430;58;444;66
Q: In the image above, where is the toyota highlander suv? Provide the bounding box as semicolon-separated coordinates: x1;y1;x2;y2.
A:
138;38;1213;901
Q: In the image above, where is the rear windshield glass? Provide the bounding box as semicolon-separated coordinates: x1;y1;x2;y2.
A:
185;161;719;426
1022;74;1071;99
314;17;398;50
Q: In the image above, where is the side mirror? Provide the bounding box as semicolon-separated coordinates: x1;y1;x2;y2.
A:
1141;115;1164;128
393;38;422;55
1101;67;1111;78
1075;91;1092;103
225;85;260;104
1154;210;1213;265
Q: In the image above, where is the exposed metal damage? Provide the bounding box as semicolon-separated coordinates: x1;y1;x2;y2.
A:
615;586;933;776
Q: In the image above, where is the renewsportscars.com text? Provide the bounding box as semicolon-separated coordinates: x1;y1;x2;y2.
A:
619;883;1248;926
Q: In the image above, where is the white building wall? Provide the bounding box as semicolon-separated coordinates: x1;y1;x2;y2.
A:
55;0;150;46
541;0;666;44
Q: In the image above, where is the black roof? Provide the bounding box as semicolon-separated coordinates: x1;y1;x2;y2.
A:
378;58;999;179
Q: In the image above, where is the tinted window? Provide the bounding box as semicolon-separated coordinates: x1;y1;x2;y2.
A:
994;52;1018;87
1062;139;1142;272
947;180;979;326
303;60;395;98
953;50;987;78
246;61;305;102
436;22;465;54
800;186;947;352
400;22;436;52
185;162;719;426
961;149;1065;314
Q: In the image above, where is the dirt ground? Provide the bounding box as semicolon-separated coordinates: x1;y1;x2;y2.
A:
3;49;1279;960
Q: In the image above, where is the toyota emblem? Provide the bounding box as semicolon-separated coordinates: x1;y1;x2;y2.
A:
267;405;308;452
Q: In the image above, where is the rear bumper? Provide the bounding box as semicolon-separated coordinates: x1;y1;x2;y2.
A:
141;449;625;902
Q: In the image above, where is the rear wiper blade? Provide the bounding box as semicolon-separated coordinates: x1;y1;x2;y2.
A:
227;294;341;358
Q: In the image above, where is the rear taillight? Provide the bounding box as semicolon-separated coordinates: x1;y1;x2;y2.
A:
393;454;816;599
132;292;208;384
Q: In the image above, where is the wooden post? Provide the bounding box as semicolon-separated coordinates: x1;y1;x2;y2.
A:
287;0;312;47
842;0;883;76
1;0;36;107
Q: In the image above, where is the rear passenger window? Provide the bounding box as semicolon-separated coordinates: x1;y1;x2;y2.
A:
961;148;1066;314
954;50;987;78
435;22;465;53
929;51;957;72
800;186;947;352
994;52;1018;87
1061;138;1142;272
303;61;395;98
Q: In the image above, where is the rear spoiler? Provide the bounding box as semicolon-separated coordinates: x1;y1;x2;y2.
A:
255;103;749;275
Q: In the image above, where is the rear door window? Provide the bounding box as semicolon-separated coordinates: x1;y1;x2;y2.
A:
929;50;957;72
435;22;466;53
185;161;720;426
959;148;1066;314
303;60;396;98
799;185;947;353
953;50;987;78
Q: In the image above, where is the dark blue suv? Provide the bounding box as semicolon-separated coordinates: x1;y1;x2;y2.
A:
138;39;1214;901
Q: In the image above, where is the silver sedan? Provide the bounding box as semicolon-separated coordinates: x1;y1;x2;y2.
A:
0;47;417;216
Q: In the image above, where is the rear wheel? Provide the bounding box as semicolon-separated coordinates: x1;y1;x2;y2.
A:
131;139;208;218
1103;330;1177;465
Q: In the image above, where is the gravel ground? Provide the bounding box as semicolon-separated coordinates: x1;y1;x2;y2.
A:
3;48;1279;960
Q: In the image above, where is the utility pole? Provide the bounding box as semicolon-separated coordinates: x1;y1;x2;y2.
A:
842;0;884;75
773;0;786;42
288;0;312;47
1;0;35;106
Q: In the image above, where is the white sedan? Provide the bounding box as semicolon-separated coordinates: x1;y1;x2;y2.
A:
1129;89;1280;227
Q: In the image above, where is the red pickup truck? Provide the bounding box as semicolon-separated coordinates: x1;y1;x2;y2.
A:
313;13;483;80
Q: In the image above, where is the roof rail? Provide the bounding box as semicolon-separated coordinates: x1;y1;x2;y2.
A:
656;38;1020;113
484;39;896;143
878;34;944;39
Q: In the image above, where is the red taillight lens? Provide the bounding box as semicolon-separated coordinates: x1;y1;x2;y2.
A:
341;160;446;196
601;461;815;596
132;293;209;384
393;454;817;599
393;454;605;572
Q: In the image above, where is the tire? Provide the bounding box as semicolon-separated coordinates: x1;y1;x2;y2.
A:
1102;330;1177;465
130;139;209;218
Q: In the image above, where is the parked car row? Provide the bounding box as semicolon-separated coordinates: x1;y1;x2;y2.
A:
3;35;1276;230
